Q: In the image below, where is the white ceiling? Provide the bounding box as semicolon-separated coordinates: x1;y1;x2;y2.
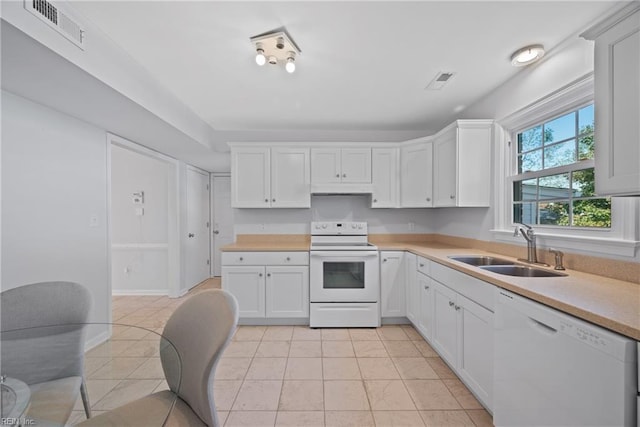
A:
71;1;621;134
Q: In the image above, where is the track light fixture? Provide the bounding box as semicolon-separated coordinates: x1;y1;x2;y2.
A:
250;29;301;73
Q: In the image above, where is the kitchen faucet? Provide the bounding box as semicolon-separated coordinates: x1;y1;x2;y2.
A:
513;223;549;266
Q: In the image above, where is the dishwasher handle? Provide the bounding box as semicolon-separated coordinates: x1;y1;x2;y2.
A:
528;317;558;335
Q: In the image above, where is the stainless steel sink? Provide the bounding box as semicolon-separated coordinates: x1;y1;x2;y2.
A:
448;255;515;266
479;265;567;277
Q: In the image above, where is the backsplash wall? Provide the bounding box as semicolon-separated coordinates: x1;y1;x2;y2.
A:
234;195;437;235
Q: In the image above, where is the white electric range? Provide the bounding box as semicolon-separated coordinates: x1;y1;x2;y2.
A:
309;221;380;328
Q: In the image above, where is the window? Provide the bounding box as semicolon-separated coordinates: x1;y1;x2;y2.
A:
511;104;612;228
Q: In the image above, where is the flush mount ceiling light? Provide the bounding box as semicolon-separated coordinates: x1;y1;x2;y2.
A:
510;44;545;67
250;29;301;73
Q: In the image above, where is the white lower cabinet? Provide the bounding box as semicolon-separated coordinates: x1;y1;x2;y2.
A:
222;252;309;319
457;294;493;409
416;271;434;340
404;253;419;323
265;266;309;317
222;266;266;317
432;280;459;365
380;251;406;317
397;254;494;411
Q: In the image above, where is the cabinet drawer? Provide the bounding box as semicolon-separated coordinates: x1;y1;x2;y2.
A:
430;262;494;311
416;256;431;276
222;251;309;266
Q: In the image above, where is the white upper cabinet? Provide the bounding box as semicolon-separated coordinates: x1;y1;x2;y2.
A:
311;148;371;184
401;142;433;207
231;146;310;208
310;148;342;184
433;120;493;207
231;147;271;208
372;148;399;208
271;148;311;208
582;4;640;196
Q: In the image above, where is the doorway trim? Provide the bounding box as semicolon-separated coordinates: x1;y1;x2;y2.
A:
211;173;232;277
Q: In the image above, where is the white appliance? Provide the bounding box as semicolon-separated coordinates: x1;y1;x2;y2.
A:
494;289;637;427
309;221;380;327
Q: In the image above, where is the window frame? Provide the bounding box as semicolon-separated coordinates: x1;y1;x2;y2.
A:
492;74;639;258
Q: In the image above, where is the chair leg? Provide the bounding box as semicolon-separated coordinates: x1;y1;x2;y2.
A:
81;379;92;419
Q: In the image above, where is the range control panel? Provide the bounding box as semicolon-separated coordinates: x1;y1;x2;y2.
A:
311;221;368;235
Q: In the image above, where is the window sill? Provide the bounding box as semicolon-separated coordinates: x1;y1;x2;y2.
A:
491;229;639;258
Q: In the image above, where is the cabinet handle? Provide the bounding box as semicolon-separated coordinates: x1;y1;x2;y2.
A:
239;257;243;261
449;301;455;307
383;258;387;262
373;199;377;203
265;198;269;202
267;273;271;277
426;197;431;202
259;273;263;277
343;173;347;178
455;305;460;311
272;198;276;202
424;285;429;290
419;263;424;267
450;195;455;199
336;173;340;178
286;257;291;261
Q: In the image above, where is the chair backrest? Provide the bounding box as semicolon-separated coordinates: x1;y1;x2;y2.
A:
1;281;92;384
160;289;238;427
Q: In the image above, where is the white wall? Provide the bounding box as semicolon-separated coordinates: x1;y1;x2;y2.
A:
1;91;110;340
110;145;171;294
234;195;436;235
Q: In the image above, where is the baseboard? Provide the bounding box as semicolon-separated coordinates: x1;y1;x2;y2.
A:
382;317;411;325
84;328;110;352
112;290;168;296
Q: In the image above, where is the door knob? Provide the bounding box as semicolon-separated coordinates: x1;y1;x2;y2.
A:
213;230;219;234
188;233;195;238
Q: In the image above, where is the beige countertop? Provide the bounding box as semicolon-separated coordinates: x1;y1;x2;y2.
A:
222;235;640;341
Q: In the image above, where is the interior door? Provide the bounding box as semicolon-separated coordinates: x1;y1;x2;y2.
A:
212;175;234;276
186;167;210;288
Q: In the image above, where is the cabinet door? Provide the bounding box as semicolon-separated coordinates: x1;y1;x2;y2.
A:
457;294;493;410
341;148;372;183
265;266;309;317
222;266;265;317
372;148;399;208
432;281;458;367
271;147;310;208
311;148;341;184
231;148;271;208
434;127;457;207
417;272;434;340
404;253;419;324
400;143;433;207
592;10;640;195
380;251;405;317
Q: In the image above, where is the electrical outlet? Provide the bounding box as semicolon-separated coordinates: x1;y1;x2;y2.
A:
408;222;415;231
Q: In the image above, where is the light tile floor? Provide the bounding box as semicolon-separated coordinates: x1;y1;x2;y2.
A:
70;278;494;426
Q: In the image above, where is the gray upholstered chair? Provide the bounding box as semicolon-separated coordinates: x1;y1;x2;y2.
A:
0;281;93;425
78;289;239;427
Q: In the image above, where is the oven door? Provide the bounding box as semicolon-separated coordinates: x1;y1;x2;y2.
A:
310;250;379;303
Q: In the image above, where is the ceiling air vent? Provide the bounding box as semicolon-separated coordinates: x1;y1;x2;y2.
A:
24;0;85;49
425;71;456;90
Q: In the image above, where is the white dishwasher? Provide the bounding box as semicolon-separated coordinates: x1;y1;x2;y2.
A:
494;289;637;427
